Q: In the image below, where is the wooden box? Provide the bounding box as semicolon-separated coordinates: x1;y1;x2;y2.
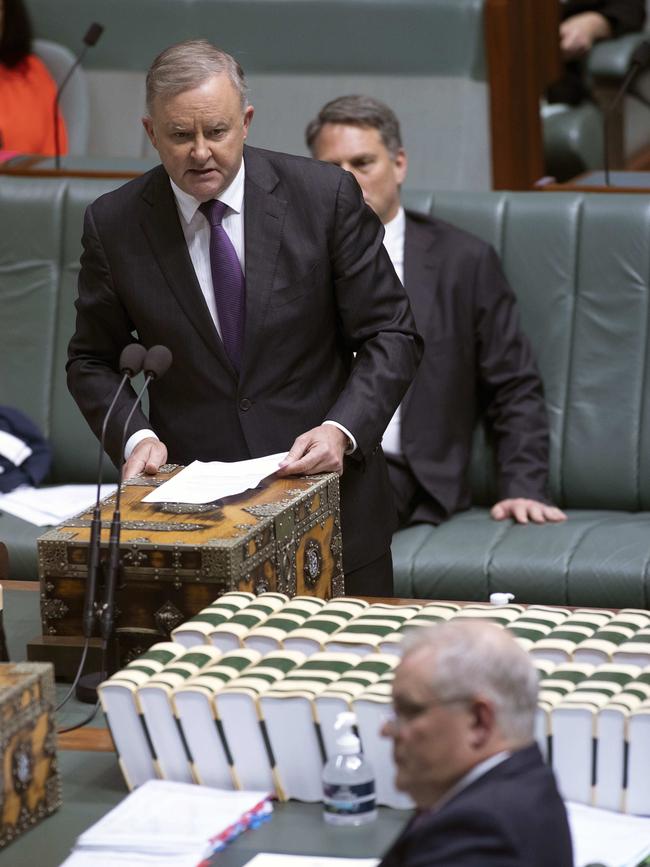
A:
37;467;343;666
0;662;61;848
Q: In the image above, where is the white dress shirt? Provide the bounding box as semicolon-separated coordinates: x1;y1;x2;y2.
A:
381;207;406;459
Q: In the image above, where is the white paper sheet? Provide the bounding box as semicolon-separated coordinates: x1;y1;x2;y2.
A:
142;453;287;505
59;851;204;867
567;801;650;867
243;857;380;867
0;484;117;526
73;780;270;855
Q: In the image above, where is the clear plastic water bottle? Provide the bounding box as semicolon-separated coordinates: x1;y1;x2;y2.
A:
322;711;377;826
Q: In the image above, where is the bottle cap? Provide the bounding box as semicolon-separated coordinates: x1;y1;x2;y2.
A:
334;711;360;755
490;592;515;606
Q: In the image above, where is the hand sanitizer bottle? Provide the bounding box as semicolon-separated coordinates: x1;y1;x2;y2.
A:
322;711;377;826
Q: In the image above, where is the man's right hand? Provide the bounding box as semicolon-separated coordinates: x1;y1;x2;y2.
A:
122;437;168;480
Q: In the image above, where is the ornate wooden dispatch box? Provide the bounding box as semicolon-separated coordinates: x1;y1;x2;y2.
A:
37;468;343;665
0;662;61;848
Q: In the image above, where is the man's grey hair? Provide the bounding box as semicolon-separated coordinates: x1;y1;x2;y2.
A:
402;619;539;746
145;39;248;114
305;94;403;158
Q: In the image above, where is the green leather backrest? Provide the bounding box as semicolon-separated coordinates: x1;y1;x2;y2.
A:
404;190;650;511
8;180;647;511
0;176;124;483
26;1;491;191
28;0;486;77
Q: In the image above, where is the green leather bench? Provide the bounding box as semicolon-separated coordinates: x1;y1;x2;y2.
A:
394;189;650;609
2;176;650;611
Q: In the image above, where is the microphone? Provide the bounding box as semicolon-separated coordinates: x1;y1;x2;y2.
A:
603;40;650;186
100;345;173;643
53;22;104;170
82;343;146;640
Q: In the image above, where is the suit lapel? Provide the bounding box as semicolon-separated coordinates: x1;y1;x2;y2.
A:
139;166;233;373
402;212;440;416
241;146;287;378
403;212;440;334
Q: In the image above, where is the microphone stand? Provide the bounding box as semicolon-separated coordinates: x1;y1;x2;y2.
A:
603;41;650;186
100;376;156;643
54;22;104;170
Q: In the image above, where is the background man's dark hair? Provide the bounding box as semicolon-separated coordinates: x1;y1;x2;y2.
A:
0;0;33;68
305;94;403;158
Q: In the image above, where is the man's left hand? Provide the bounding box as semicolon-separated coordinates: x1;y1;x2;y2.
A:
491;498;567;524
277;425;348;477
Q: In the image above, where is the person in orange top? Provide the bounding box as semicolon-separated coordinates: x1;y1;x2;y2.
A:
0;0;67;156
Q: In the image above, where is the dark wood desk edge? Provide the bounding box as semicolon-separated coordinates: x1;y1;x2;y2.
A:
540;183;650;193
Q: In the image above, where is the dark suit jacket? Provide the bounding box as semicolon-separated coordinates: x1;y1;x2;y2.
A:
66;146;422;573
379;744;574;867
389;212;549;526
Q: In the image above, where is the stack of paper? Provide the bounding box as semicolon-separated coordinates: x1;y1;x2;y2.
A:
60;780;272;866
0;483;116;526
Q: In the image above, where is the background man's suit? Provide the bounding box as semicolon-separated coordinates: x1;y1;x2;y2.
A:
67;145;421;576
388;211;549;526
379;744;574;867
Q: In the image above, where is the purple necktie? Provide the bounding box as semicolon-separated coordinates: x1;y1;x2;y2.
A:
200;199;245;372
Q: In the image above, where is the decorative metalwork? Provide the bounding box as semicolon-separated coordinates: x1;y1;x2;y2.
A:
123;548;147;567
38;538;70;577
157;464;181;474
243;501;292;518
330;512;345;597
303;539;323;588
158;501;222;514
234;523;255;531
64;519;207;532
11;740;33;793
201;546;230;578
277;538;297;596
254;575;270;593
154;601;186;636
41;598;69;622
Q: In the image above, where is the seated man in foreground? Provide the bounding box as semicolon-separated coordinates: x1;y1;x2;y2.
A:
379;620;574;866
306;96;566;527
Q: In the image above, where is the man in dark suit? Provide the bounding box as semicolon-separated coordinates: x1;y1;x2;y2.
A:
307;95;566;527
66;42;422;596
379;620;574;866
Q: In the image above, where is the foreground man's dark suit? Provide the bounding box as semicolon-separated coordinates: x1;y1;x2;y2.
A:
379;744;574;867
67;145;422;575
388;212;550;526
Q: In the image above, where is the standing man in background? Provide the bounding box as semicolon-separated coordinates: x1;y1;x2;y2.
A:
307;95;566;528
379;621;574;866
67;42;422;596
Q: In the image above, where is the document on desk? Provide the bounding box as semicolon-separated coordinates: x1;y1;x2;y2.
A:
59;780;272;867
142;453;288;505
567;801;650;867
243;857;380;867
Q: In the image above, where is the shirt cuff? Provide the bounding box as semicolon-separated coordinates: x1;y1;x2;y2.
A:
323;420;357;455
124;429;158;460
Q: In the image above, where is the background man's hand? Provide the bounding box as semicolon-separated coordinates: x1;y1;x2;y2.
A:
491;498;567;525
122;437;168;480
560;12;612;60
277;424;348;477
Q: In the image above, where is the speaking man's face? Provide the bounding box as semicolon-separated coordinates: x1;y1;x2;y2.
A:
143;73;254;201
311;123;407;224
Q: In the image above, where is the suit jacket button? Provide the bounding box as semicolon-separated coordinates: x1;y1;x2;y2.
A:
239;398;252;411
